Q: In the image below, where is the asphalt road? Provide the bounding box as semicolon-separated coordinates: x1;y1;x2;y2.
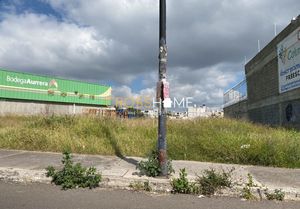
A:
0;182;299;209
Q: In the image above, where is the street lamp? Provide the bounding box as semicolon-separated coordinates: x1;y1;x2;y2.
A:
157;0;168;176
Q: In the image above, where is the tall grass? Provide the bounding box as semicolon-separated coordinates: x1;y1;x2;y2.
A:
0;115;299;168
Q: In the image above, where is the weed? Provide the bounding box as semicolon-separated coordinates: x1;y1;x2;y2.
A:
137;150;174;177
171;168;200;194
143;181;152;192
265;189;285;201
129;181;152;192
241;173;257;200
46;151;101;190
196;168;233;196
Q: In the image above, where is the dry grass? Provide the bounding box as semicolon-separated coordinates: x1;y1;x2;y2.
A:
0;115;299;168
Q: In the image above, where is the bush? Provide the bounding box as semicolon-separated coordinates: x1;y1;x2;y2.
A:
137;150;174;177
196;168;233;196
171;168;199;194
46;151;102;190
265;189;285;201
171;168;233;195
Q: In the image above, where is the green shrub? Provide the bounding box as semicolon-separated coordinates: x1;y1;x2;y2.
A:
137;150;174;177
265;189;285;201
171;168;200;194
171;168;233;195
46;151;102;190
196;168;233;196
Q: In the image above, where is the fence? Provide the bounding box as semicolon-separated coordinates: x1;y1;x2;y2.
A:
223;79;247;107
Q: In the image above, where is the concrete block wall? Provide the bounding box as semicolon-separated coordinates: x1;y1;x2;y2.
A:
225;16;300;128
281;99;300;129
247;57;278;103
223;100;248;120
248;104;280;125
0;99;114;116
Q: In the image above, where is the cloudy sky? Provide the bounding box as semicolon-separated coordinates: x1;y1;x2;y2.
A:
0;0;299;107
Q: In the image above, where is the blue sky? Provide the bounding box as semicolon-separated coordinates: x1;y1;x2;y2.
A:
0;0;299;107
1;0;62;19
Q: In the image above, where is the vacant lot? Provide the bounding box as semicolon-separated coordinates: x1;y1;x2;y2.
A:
0;115;299;168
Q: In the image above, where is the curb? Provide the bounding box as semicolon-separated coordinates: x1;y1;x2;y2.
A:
0;167;50;184
0;166;299;201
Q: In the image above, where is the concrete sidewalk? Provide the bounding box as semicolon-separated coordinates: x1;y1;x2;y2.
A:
0;149;299;200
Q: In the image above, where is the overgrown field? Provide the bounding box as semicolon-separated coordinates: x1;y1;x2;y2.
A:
0;115;299;168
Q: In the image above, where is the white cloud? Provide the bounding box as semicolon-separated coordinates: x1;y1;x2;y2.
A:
0;13;112;75
0;0;299;107
111;63;238;107
0;12;142;85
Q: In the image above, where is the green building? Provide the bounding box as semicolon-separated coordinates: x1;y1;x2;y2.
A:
0;68;112;115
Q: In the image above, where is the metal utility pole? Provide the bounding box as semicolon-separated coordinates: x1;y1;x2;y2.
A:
157;0;168;176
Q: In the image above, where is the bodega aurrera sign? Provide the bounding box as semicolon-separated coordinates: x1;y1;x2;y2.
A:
6;75;48;87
